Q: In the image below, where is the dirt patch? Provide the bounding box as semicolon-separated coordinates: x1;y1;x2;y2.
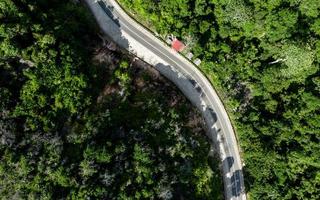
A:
93;36;206;135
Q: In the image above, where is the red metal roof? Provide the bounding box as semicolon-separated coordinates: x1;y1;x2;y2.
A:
172;38;185;52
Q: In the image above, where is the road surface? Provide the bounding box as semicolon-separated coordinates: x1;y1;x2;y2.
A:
84;0;247;199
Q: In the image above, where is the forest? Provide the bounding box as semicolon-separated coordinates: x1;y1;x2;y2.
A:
0;0;223;199
118;0;320;199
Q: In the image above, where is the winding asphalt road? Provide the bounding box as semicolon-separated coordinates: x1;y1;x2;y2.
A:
84;0;247;199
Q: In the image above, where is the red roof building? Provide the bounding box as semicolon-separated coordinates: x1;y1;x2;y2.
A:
171;38;185;52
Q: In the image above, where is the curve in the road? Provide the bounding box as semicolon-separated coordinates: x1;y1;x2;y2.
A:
84;0;247;199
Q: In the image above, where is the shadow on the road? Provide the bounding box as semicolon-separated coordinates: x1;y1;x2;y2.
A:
206;107;218;123
98;1;120;26
154;63;220;143
154;63;247;197
228;169;245;197
91;1;222;135
90;0;129;49
223;156;234;171
92;1;219;139
86;0;249;198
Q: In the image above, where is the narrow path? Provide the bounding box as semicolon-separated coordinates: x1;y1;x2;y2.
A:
84;0;247;199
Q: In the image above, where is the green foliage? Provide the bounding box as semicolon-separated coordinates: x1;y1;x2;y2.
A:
0;0;221;199
118;0;320;199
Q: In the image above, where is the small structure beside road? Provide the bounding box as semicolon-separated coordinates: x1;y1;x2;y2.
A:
186;52;194;60
166;35;186;52
194;58;201;66
171;38;185;52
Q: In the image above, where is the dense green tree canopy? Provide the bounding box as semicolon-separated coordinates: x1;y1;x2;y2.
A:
119;0;320;199
0;0;222;199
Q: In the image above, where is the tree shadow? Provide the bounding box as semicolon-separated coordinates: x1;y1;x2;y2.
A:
88;2;220;143
227;169;245;197
154;63;247;198
85;0;223;148
223;156;234;171
154;63;221;143
84;0;129;49
87;1;247;197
